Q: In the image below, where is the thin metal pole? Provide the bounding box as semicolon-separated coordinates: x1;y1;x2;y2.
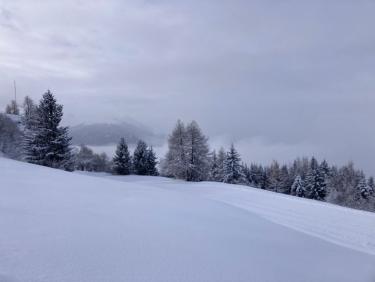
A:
13;80;17;103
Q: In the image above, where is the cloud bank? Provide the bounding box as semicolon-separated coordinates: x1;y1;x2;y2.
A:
0;0;374;174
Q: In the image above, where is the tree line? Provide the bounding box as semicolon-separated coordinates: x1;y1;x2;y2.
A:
1;92;374;212
1;91;158;176
161;120;375;212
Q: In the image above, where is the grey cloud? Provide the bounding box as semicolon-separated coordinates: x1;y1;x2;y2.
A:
0;0;374;174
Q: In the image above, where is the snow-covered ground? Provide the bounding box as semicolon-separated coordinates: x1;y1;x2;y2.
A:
93;174;375;256
1;157;375;282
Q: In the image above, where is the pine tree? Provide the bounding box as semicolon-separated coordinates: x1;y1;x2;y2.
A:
242;163;267;188
327;162;358;207
22;97;39;161
24;90;72;169
291;175;305;197
318;160;330;198
367;177;374;197
289;157;310;180
209;148;226;182
223;144;245;184
133;140;149;175
260;166;271;189
185;121;210;181
279;165;291;194
241;163;251;185
357;173;371;199
145;146;158;176
268;161;281;192
209;150;218;181
319;160;330;178
112;138;131;175
248;164;264;188
305;157;326;200
368;177;375;210
216;148;226;182
0;113;22;158
162;120;187;179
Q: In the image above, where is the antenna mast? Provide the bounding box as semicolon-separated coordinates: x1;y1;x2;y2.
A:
13;80;17;104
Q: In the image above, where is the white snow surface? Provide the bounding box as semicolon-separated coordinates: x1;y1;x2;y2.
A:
1;157;375;282
96;174;375;255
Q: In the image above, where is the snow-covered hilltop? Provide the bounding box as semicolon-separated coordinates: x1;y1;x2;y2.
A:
1;157;374;282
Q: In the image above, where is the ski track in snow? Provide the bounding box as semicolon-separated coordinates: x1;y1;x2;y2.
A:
101;174;375;256
199;184;375;255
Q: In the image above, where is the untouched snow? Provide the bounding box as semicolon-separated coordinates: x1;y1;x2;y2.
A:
106;175;375;256
1;158;375;282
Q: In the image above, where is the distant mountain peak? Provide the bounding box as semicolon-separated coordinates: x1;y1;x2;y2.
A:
69;121;164;146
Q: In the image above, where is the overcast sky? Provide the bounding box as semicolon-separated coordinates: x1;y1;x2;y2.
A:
0;0;374;174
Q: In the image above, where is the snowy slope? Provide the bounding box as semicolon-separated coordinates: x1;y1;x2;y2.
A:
1;157;375;282
107;175;375;256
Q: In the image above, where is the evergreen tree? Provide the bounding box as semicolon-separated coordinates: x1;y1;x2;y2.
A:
241;163;252;185
185;121;210;181
162;120;187;179
248;164;264;188
216;148;226;182
260;167;271;189
145;146;158;176
291;175;305;197
133;140;149;175
291;157;310;180
268;161;281;192
279;165;291;194
305;157;326;200
24;90;72;169
22;97;39;161
209;150;218;181
368;177;375;196
319;160;331;178
318;160;330;197
112;138;131;175
357;173;371;199
289;160;299;183
209;148;226;182
223;144;245;184
0;113;22;158
326;162;358;207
